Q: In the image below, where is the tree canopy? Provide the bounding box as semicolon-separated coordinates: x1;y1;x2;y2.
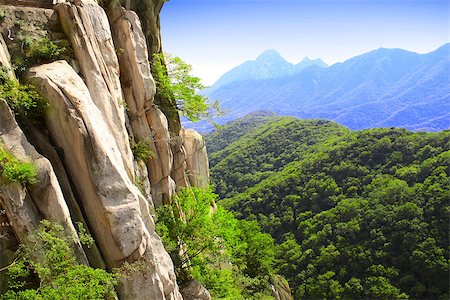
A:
207;115;450;299
152;53;221;122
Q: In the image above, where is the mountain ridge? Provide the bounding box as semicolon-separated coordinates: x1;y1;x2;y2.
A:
190;44;450;133
210;49;327;90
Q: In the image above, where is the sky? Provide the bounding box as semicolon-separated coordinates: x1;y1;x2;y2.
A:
160;0;449;85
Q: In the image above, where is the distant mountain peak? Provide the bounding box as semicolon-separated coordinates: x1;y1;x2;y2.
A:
209;50;328;90
254;50;291;67
252;49;292;68
209;49;293;89
256;49;284;61
295;56;328;71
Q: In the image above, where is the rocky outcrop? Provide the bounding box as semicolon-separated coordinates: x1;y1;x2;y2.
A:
128;0;165;55
55;0;134;179
180;280;212;300
24;125;106;269
129;0;189;193
183;129;210;188
0;35;83;264
0;3;69;74
27;60;181;299
271;275;294;300
108;1;179;206
0;99;87;264
0;0;212;298
27;60;146;264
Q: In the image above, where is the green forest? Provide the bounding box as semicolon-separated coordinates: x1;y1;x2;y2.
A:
206;115;450;299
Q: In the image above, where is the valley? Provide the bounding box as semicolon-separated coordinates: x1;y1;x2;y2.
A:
207;114;450;299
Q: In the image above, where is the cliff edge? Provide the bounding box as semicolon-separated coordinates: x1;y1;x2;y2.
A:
0;0;209;299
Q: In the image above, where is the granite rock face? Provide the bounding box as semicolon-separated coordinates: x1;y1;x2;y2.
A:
28;60;182;299
0;98;86;264
56;0;134;179
129;0;189;193
108;1;178;206
27;60;147;265
183;128;210;188
0;0;211;298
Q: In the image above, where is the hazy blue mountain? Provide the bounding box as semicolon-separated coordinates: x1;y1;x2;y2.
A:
210;49;327;89
190;44;449;133
294;56;327;73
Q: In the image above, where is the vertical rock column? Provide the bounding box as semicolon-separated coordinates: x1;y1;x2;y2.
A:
55;0;134;179
27;61;148;267
0;100;88;265
129;0;190;192
0;34;86;265
27;61;182;300
108;0;178;206
182;129;210;188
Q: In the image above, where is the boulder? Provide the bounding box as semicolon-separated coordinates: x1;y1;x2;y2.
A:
180;279;212;300
182;129;209;188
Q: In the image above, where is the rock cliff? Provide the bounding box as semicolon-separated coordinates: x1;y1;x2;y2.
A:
0;0;209;298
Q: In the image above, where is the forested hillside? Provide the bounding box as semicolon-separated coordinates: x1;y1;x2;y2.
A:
206;115;450;299
205;111;279;154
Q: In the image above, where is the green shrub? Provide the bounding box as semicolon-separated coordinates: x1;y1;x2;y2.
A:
156;187;276;298
0;145;37;185
23;37;64;62
131;139;154;162
0;71;48;124
1;220;117;300
13;37;65;77
76;222;94;248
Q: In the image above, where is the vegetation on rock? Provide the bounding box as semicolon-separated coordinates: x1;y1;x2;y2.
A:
130;139;154;162
12;37;65;78
1;220;117;300
0;144;37;185
156;187;278;299
0;70;48;125
207;115;450;299
152;53;221;122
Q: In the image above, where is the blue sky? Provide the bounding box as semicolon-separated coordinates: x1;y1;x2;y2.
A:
160;0;449;85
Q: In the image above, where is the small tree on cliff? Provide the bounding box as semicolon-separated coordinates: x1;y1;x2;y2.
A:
152;53;222;122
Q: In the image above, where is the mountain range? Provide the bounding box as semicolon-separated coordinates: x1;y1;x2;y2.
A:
188;44;450;132
211;49;328;89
